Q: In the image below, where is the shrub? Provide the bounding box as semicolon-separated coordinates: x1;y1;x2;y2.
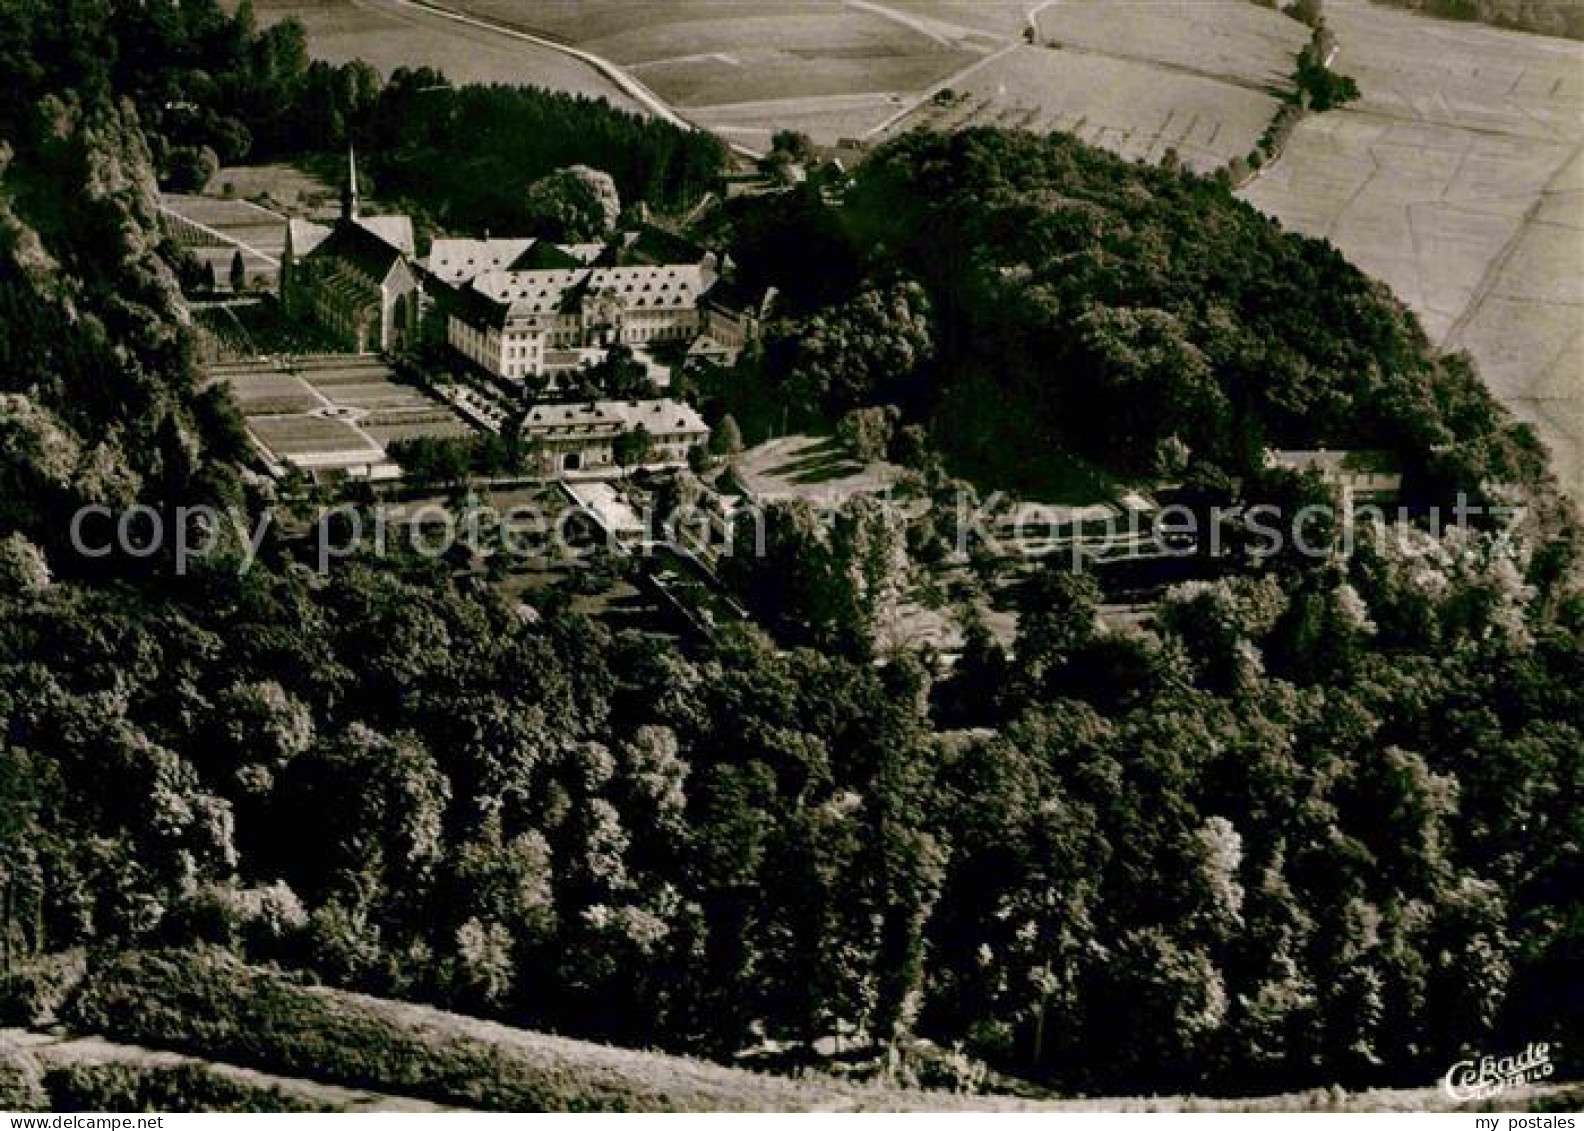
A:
65;949;838;1111
43;1062;322;1113
0;952;87;1027
0;1038;46;1112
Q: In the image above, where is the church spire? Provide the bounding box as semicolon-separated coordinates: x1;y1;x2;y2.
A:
342;144;361;221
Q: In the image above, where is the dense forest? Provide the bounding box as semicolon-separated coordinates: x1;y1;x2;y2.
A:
0;0;727;235
0;0;1581;1106
716;128;1551;505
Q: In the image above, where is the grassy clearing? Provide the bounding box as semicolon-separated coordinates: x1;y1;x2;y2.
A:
42;1062;324;1113
733;434;905;505
64;949;845;1112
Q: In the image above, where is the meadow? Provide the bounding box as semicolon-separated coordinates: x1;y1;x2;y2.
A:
42;948;1583;1113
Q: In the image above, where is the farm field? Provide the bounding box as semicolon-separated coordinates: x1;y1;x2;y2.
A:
1239;0;1584;498
1034;0;1305;94
236;0;642;111
213;354;472;477
886;44;1285;172
882;1;1306;171
445;0;1017;144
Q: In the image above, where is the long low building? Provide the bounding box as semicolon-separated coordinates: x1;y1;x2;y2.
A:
521;398;709;474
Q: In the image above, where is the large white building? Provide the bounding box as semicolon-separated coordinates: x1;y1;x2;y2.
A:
429;235;716;387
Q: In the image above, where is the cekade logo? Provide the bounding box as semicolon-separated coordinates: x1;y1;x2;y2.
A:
1443;1042;1554;1102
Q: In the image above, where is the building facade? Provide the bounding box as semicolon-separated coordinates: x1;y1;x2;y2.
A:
521;398;709;474
281;151;422;354
431;235;716;386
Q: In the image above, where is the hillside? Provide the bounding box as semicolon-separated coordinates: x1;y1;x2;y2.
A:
40;950;1582;1113
2;0;1582;1113
1241;0;1584;498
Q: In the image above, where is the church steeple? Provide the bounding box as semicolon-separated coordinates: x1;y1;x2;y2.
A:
342;144;361;221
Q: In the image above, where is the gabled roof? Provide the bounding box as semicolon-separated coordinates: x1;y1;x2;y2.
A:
606;398;708;436
520;398;707;438
706;277;777;319
471;268;586;316
286;218;332;259
427;238;537;283
305;215;412;282
522;401;623;434
687;334;733;358
427;237;606;284
354;214;415;257
583;264;710;309
460;262;713;323
611;224;708;267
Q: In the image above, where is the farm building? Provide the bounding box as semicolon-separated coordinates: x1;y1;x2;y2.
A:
280;150;422;354
522;398;709;474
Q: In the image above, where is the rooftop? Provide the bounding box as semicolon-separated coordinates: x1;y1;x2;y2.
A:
521;398;707;437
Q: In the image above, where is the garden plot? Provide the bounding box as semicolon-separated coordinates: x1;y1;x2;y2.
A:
211;355;473;478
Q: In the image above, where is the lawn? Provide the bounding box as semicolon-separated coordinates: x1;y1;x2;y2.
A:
733;434;905;505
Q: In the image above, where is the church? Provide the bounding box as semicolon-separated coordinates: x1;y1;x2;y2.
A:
280;151;422;354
